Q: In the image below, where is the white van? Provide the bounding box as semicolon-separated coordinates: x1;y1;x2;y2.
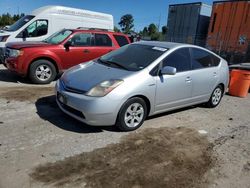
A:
0;5;114;63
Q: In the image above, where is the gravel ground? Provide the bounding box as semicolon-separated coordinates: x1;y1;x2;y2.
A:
0;65;249;188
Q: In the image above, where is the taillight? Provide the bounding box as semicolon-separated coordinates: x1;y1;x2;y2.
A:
1;35;10;42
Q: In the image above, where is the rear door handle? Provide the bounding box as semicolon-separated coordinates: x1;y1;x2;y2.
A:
83;49;90;53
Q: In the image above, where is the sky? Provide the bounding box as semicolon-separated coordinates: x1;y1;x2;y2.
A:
0;0;214;31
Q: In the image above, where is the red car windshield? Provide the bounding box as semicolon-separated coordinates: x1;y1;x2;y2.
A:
43;29;72;44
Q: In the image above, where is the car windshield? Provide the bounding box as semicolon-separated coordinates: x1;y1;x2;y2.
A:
43;29;73;44
6;15;35;32
98;44;167;71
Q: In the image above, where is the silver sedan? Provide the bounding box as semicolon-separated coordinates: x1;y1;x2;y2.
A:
56;41;229;131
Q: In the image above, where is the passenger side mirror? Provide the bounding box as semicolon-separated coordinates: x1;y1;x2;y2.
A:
64;41;72;51
160;66;176;75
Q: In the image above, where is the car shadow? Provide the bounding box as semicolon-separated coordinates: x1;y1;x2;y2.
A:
35;95;119;133
146;105;197;120
0;66;62;84
0;68;31;84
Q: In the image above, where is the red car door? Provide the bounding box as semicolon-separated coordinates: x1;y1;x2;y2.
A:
59;32;116;69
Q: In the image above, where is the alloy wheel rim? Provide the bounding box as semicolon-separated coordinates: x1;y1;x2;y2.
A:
212;88;222;105
124;103;144;128
35;65;52;81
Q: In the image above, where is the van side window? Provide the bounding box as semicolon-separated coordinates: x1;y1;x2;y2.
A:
113;35;129;47
191;48;220;69
17;20;48;38
69;33;93;46
94;34;112;46
162;48;191;72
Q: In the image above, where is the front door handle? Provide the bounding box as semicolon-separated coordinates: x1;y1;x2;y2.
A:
185;76;192;82
213;72;217;77
83;49;90;53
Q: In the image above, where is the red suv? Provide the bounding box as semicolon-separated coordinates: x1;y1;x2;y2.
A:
5;29;130;84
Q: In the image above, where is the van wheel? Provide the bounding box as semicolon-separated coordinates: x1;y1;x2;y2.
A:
29;60;57;84
116;97;147;131
206;85;223;108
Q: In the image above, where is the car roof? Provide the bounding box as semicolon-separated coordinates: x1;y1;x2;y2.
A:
71;29;127;36
134;41;195;49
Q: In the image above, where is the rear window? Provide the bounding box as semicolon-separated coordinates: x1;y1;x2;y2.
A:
191;48;220;69
113;35;129;47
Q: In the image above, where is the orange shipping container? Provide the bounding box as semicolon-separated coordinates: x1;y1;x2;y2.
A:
206;0;250;63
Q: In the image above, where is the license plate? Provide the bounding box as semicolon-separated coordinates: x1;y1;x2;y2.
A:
57;92;67;104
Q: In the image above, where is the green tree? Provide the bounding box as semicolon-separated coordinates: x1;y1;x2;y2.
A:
0;13;25;27
118;14;134;34
162;26;167;35
114;26;120;32
148;23;157;36
142;26;148;36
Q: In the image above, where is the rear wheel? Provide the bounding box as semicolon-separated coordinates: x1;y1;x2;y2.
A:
206;85;223;108
29;60;57;84
116;97;147;131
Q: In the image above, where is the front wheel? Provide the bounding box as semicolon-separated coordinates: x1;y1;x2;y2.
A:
29;60;57;84
116;97;147;131
206;85;223;108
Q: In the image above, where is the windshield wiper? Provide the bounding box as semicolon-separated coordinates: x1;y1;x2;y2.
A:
98;59;129;70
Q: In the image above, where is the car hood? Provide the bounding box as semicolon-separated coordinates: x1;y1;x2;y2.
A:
6;41;53;49
62;61;134;92
0;30;11;35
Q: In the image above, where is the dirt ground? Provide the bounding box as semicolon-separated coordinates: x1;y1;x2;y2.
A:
0;65;249;188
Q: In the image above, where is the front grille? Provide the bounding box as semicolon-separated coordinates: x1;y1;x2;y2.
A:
61;80;86;94
0;47;5;63
4;48;10;59
57;93;85;119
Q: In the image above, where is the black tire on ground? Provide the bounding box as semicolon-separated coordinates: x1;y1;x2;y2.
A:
206;85;223;108
29;59;57;84
116;97;147;131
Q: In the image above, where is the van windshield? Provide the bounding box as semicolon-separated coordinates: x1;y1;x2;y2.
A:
6;15;35;32
43;29;73;44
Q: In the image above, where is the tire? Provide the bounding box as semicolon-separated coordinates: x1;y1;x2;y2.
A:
206;85;223;108
29;59;57;84
116;97;147;131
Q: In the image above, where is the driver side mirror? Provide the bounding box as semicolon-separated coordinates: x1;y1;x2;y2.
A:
160;66;177;75
22;29;28;40
64;41;72;51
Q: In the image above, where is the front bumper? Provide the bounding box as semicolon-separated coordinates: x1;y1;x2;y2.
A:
55;80;121;126
0;47;5;64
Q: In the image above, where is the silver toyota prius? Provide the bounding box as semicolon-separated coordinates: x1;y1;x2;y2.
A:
56;41;229;131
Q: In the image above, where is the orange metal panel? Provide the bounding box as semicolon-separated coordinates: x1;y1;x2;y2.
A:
207;1;250;55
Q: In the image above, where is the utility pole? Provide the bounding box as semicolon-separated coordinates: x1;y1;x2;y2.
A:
157;13;161;31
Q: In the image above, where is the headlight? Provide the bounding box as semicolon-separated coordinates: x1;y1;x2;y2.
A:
0;35;9;42
86;79;123;97
8;49;23;58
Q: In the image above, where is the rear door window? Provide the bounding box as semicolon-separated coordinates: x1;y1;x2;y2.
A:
162;48;191;72
191;48;220;69
94;34;112;46
69;33;93;46
113;34;129;47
